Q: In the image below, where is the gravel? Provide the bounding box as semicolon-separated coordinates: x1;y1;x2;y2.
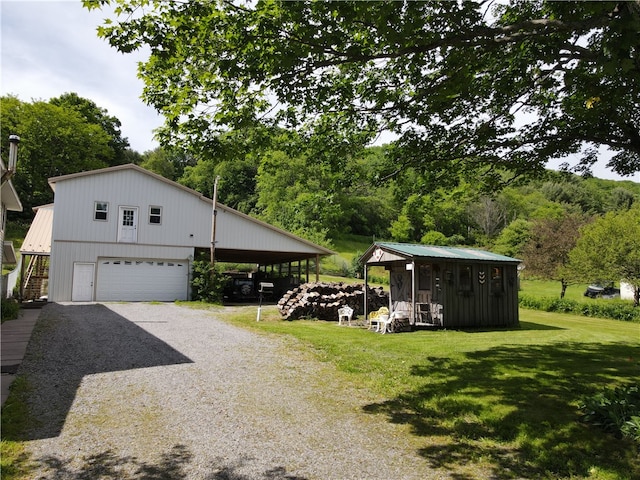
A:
19;302;445;479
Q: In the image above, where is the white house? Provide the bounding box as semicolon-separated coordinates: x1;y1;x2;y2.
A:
23;164;332;302
1;137;23;298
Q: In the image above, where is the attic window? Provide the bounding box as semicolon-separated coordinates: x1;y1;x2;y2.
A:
149;206;162;225
94;202;108;221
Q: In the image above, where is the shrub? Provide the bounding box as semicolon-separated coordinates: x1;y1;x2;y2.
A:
580;385;640;444
190;261;229;303
1;298;20;322
519;294;640;322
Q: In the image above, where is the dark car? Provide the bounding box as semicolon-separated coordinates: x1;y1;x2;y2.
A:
584;282;619;299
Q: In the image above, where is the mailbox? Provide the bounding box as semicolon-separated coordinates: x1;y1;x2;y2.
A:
258;282;274;294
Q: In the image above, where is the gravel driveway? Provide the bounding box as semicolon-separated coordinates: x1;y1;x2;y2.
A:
19;302;442;480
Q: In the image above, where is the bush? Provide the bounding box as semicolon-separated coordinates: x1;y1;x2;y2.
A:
519;294;640;322
1;298;20;322
190;261;229;303
580;385;640;443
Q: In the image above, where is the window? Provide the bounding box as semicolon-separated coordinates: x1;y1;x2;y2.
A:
418;264;432;291
491;266;504;293
94;202;108;221
149;206;162;224
459;265;473;292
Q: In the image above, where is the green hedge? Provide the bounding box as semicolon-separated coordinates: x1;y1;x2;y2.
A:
519;294;640;322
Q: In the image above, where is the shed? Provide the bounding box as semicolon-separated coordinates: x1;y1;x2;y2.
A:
360;242;521;329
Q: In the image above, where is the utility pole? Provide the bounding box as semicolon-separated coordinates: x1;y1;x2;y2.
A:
210;175;221;270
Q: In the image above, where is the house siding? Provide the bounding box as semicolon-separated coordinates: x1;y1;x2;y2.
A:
52;170;212;247
44;165;333;301
49;241;194;302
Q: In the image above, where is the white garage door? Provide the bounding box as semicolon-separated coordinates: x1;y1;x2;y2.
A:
96;258;189;301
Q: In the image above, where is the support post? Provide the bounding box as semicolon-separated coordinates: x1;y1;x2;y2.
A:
210;176;220;273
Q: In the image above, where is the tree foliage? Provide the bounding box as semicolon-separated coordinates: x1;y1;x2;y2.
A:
1;95;113;214
86;0;640;185
522;213;591;297
49;92;131;165
569;204;640;306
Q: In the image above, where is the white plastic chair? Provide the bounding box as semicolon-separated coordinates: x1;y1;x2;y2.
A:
338;306;354;326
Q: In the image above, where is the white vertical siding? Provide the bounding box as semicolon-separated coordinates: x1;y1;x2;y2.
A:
52;169;213;247
49;241;194;301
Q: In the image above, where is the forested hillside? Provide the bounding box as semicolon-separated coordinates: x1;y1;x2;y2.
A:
143;140;640;260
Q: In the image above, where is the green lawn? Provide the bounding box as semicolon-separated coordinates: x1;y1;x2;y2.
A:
211;305;640;480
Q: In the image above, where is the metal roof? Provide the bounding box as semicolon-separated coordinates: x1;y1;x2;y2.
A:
20;204;53;255
364;242;521;264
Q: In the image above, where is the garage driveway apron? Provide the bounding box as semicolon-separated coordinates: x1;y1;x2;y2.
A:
19;302;441;480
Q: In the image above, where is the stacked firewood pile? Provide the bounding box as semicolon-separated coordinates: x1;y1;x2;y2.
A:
277;282;388;321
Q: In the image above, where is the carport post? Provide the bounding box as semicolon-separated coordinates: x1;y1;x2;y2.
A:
210;175;220;273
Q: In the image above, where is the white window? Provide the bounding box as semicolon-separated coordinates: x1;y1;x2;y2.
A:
94;202;108;221
149;206;162;225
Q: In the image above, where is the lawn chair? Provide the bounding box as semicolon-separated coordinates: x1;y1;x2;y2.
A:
338;306;354;326
368;307;389;332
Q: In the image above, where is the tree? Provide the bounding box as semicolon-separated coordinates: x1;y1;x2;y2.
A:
85;0;640;185
522;213;591;298
569;205;640;306
50;92;131;165
1;96;112;215
493;218;532;258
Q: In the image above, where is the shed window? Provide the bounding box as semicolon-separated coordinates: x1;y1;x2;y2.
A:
149;206;162;224
459;265;473;292
418;264;432;291
94;202;108;221
491;266;504;293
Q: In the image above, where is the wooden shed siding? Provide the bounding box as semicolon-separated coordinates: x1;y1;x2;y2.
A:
440;262;518;327
48;240;193;302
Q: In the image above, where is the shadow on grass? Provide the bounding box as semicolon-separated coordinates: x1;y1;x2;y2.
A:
363;341;640;479
33;444;307;479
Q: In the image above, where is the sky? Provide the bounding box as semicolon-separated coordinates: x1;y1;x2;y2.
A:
1;0;162;153
1;1;638;183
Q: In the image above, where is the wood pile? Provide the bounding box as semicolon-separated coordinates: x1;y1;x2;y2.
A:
277;282;388;321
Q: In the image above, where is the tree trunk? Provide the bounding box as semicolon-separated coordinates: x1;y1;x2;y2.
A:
560;279;568;299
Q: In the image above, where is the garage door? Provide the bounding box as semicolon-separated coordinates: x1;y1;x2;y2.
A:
96;258;189;301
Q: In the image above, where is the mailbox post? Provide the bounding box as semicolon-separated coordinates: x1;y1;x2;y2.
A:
256;282;274;321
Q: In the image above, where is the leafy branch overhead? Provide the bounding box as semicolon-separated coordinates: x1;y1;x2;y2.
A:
84;0;640;182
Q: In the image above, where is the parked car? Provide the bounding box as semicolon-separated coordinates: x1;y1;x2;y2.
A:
584;282;620;299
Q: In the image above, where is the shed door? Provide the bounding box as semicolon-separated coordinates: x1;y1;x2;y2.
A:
96;258;188;301
72;263;95;302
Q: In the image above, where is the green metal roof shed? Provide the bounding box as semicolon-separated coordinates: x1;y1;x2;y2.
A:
360;242;521;331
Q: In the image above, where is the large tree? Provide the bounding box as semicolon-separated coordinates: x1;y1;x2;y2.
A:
50;92;131;165
85;0;640;185
522;212;591;298
1;95;112;214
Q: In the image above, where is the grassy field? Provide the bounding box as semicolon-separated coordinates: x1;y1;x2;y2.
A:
204;304;640;480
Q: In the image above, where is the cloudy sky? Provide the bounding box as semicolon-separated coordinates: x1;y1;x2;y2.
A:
1;0;162;153
1;1;638;182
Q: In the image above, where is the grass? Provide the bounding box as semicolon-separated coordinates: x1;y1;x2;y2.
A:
0;377;34;480
202;304;640;479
